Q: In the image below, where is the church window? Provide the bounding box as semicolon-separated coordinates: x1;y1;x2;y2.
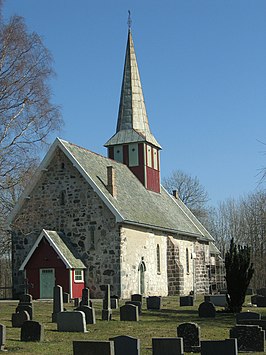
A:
186;248;190;274
147;145;152;167
74;269;84;282
60;190;66;205
156;244;161;273
114;145;123;162
61;162;65;169
129;143;139;166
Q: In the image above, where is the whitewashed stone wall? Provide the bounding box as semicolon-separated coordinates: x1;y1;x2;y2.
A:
120;224;168;299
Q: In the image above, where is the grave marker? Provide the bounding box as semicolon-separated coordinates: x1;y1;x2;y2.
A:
0;324;6;351
109;335;140;355
125;301;142;315
201;339;238;355
16;304;33;320
131;294;143;304
146;296;161;310
198;301;216;318
73;340;115;355
236;311;261;323
21;320;44;342
12;310;30;328
152;337;184;355
57;311;87;332
177;322;200;352
120;304;139;321
180;296;193;306
102;284;112;321
52;285;63;322
75;305;96;324
230;325;265;352
237;319;266;339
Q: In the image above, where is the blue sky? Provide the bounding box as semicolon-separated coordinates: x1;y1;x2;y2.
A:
3;0;266;206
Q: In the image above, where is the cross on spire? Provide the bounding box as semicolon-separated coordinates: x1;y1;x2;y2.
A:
127;10;132;31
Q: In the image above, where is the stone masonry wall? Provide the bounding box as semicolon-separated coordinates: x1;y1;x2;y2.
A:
12;148;120;298
167;236;184;295
195;241;210;294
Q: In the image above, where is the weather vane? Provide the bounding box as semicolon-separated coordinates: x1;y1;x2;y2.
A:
128;10;132;31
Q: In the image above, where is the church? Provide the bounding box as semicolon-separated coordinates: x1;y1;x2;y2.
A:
9;27;220;299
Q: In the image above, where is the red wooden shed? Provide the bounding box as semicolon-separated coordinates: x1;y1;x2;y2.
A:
19;229;86;299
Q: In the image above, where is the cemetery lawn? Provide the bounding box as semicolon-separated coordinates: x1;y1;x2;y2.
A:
0;296;265;354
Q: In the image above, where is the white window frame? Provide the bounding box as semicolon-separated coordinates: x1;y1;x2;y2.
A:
74;269;84;283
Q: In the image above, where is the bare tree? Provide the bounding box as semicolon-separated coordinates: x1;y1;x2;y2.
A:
162;169;209;220
0;5;63;291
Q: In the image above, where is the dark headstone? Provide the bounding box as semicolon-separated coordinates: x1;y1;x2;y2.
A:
57;311;87;332
230;325;265;352
236;311;261;323
204;294;227;307
74;297;81;307
73;340;114;355
257;288;266;297
110;298;119;309
180;296;194;306
125;301;142;315
109;335;140;355
146;296;161;310
152;337;184;355
63;292;70;303
0;324;6;351
52;285;63;322
131;294;143;304
198;301;216;318
177;322;200;352
21;320;44;342
20;293;33;304
16;304;33;320
102;284;112;321
80;288;91;307
256;295;266;307
237;319;266;339
201;339;238;355
102;309;112;321
120;304;139;321
12;310;30;327
245;288;253;295
251;294;257;305
75;305;96;324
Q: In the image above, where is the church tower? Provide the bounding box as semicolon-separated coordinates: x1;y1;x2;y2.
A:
105;29;161;193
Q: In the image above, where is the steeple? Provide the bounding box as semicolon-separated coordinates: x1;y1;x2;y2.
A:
105;28;161;193
105;30;161;149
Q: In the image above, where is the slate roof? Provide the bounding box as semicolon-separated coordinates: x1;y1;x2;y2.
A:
105;30;161;149
60;139;213;241
19;229;86;271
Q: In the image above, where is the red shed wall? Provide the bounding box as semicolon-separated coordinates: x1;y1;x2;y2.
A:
25;238;70;299
71;270;85;298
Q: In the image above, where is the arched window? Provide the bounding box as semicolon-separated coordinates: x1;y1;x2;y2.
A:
138;260;146;295
156;244;161;273
60;190;66;205
186;248;190;274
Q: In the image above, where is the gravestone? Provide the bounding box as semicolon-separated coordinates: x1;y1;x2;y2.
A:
74;297;81;307
80;287;92;307
120;304;139;321
73;340;115;355
16;304;33;320
109;335;140;355
52;285;63;322
257;288;266;297
230;325;265;352
21;320;44;342
256;295;266;307
12;310;30;327
146;296;161;310
246;288;253;295
131;294;143;304
251;294;257;305
63;292;70;303
201;339;238;355
237;319;266;339
75;305;96;324
177;322;200;352
152;337;184;355
0;324;6;351
57;311;87;332
236;311;261;323
20;293;33;304
125;301;142;315
180;296;194;306
198;301;216;318
204;294;227;307
110;298;119;309
102;284;112;321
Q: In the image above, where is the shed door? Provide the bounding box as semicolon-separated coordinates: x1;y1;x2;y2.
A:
40;268;55;299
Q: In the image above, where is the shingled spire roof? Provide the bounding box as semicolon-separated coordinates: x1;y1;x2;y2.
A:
105;30;161;149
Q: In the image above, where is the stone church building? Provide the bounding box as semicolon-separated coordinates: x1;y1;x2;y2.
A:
9;29;220;299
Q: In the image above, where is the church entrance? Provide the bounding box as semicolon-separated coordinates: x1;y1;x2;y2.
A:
138;261;146;294
39;268;55;299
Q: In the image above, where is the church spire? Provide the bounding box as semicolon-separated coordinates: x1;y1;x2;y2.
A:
105;25;161;193
105;29;161;149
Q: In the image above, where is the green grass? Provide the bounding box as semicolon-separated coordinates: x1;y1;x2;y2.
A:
0;296;265;354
